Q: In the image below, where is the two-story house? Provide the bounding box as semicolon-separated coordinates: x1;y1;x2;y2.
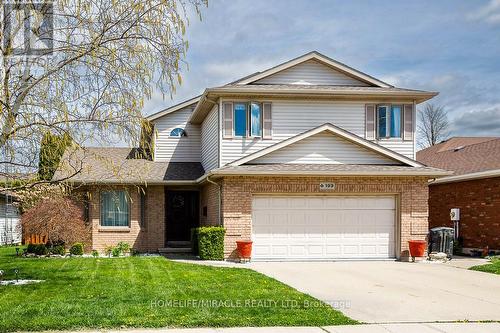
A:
55;51;450;261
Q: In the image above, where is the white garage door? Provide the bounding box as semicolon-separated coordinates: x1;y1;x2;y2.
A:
252;196;396;260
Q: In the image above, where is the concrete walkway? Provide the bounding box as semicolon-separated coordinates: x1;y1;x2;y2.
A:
68;322;500;333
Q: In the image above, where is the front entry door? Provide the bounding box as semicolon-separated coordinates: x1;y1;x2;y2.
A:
165;190;199;244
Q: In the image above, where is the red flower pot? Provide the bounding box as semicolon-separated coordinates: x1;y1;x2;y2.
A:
408;240;427;257
236;240;253;259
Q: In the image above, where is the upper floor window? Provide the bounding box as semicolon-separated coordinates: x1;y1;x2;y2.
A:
234;103;247;137
377;105;402;139
170;128;187;137
250;102;262;137
101;191;129;227
233;102;262;137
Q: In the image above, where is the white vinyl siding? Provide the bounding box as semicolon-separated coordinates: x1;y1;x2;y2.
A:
153;106;201;162
254;60;370;86
201;105;219;171
220;99;415;165
378;140;414;160
253;132;398;165
0;198;21;245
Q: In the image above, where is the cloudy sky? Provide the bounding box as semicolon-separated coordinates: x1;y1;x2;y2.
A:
144;0;500;137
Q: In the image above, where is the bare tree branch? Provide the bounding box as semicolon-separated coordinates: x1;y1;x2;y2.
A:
417;103;450;149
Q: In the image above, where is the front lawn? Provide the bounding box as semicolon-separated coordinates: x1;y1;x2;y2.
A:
0;247;355;332
470;257;500;275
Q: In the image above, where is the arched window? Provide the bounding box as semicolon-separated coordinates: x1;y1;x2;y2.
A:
170;128;187;137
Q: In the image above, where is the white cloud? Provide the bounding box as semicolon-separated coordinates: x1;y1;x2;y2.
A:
204;59;277;83
467;0;500;24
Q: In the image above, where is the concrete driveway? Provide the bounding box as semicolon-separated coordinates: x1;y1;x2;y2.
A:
249;259;500;323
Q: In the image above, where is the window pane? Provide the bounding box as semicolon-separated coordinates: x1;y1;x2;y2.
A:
170;128;186;137
234;103;247;137
377;106;388;138
250;102;262;136
390;106;402;137
101;191;129;227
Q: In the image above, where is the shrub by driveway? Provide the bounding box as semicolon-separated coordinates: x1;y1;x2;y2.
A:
0;247;355;332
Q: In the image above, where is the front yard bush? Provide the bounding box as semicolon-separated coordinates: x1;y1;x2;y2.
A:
197;226;225;260
69;243;84;255
27;243;48;256
50;245;65;256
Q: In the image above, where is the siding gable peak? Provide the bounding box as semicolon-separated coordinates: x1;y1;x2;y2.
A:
229;123;423;167
233;51;392;88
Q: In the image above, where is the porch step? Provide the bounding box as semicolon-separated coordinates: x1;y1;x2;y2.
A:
158;247;192;254
166;241;191;248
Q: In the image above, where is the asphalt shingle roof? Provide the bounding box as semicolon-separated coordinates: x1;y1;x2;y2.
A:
53;147;204;184
216;164;448;176
416;137;500;176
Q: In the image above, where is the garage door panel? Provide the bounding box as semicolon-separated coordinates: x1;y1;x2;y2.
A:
252;196;396;260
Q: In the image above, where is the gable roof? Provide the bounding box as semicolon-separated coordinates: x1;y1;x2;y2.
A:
417;137;500;176
233;51;392;87
230;123;423;167
146;95;200;122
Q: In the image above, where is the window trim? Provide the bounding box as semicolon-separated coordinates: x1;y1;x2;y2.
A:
376;104;403;140
99;190;131;228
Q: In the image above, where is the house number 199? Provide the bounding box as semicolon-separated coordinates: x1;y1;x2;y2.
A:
319;183;336;190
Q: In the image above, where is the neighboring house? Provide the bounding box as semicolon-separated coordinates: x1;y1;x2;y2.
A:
417;137;500;253
55;51;450;261
0;192;21;245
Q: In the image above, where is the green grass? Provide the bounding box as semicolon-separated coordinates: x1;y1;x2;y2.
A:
470;257;500;275
0;247;355;332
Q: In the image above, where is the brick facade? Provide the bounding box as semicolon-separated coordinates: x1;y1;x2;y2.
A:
85;185;165;253
220;176;430;260
429;177;500;250
81;175;430;259
200;182;220;227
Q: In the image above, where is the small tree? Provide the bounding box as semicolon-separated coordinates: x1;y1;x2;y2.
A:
38;132;73;181
20;196;89;246
418;104;450;148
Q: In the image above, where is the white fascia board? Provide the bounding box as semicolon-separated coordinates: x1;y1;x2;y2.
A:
146;96;201;122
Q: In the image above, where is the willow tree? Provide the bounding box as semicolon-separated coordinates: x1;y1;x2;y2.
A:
0;0;207;190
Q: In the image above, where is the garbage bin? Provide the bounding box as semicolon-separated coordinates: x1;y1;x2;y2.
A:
429;227;454;258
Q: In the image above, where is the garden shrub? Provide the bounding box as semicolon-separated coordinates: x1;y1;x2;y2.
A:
26;243;37;254
191;228;199;255
30;244;48;256
91;250;99;258
69;243;84;255
104;245;114;257
197;226;225;260
112;247;121;257
117;242;130;254
50;245;65;256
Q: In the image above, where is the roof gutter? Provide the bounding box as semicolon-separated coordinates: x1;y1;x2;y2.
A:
209;169;452;177
430;169;500;185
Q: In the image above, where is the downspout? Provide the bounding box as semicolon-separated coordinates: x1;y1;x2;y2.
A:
206;176;222;226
